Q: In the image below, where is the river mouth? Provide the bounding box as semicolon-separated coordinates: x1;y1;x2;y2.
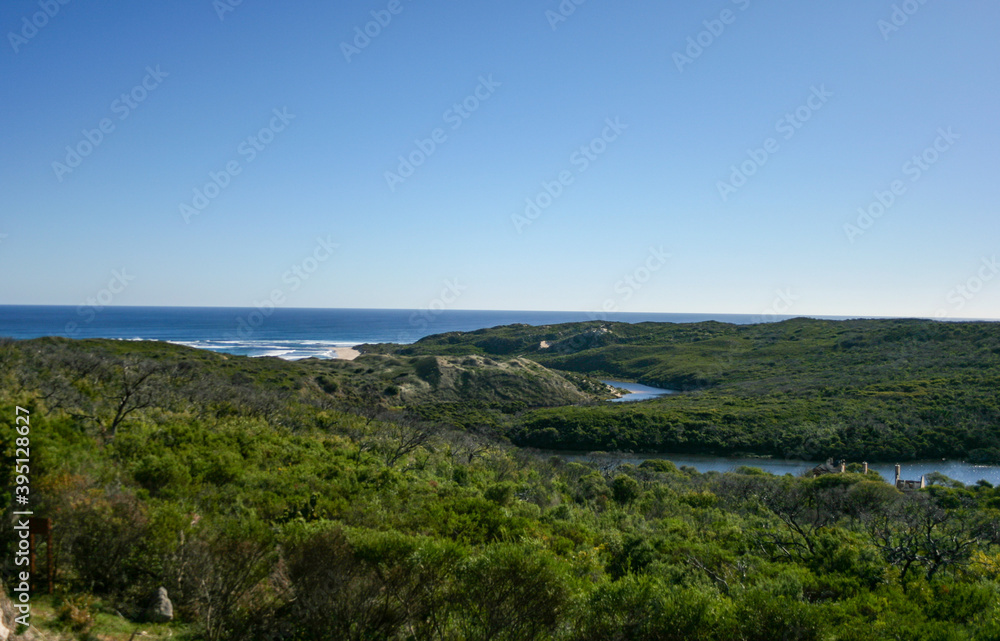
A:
601;379;676;402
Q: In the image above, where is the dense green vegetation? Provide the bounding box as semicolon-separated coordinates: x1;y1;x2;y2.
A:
2;332;1000;639
365;318;1000;462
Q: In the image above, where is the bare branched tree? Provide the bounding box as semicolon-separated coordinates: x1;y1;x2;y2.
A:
104;358;164;438
363;413;438;468
861;491;994;586
447;430;491;465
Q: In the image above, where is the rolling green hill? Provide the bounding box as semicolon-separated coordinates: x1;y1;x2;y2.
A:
362;318;1000;462
7;335;606;413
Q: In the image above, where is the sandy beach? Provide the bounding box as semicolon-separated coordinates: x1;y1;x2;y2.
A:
334;346;361;360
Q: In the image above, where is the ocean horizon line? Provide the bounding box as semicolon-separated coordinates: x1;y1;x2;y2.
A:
1;303;998;323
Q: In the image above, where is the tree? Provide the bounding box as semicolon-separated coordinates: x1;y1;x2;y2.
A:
861;488;997;586
359;412;438;468
103;358;165;437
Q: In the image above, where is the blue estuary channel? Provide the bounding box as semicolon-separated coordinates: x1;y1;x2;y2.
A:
545;452;1000;487
602;380;676;402
574;380;1000;486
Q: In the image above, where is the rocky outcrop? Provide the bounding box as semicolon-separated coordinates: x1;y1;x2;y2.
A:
1;583;18;641
0;582;44;641
0;593;10;641
147;586;174;623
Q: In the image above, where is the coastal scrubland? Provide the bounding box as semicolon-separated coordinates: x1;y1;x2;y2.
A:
366;317;1000;462
1;322;999;640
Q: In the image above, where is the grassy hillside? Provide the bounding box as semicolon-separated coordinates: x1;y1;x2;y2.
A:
2;336;1000;640
363;318;1000;462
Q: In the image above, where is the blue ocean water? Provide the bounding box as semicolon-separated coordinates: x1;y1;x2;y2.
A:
0;305;808;359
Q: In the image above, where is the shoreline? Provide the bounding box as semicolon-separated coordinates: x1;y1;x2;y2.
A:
333;346;361;360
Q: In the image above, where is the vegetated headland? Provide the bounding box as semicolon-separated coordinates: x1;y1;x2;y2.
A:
1;317;999;640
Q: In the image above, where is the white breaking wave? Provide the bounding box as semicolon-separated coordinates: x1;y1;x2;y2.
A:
165;339;355;360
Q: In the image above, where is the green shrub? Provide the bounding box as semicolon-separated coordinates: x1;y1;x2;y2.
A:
611;474;641;505
454;544;572;641
574;575;719;641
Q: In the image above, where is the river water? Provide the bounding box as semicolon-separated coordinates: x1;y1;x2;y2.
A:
542;451;1000;487
574;381;1000;486
602;380;676;402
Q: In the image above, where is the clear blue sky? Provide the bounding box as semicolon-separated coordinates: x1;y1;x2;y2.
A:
2;0;998;319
